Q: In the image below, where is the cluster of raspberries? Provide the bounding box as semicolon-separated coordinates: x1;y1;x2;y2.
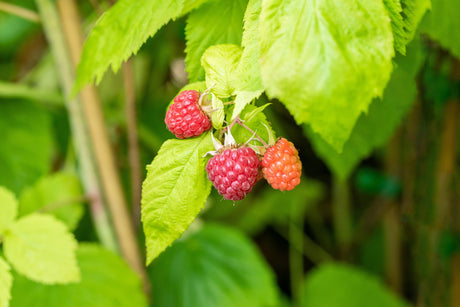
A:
165;90;302;201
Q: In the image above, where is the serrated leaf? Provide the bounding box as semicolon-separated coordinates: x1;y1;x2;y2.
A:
302;263;410;307
306;39;425;180
231;0;264;120
9;244;147;307
142;133;214;264
0;256;12;307
231;104;275;146
0;187;17;235
211;94;225;129
3;214;80;284
420;0;460;58
149;223;279;307
259;0;394;152
75;0;191;92
201;44;243;98
185;0;248;82
383;0;430;55
0;100;52;194
19;173;84;231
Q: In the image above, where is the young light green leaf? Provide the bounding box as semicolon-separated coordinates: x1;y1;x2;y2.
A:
231;0;264;120
244;103;271;123
3;214;80;284
149;224;279;307
0;187;17;235
259;0;394;152
19;173;84;231
0;256;12;307
0;100;52;194
420;0;460;58
142;133;214;264
211;94;225;129
75;0;185;92
185;0;248;82
302;263;410;307
401;0;431;44
9;244;148;307
11;244;148;307
201;44;243;98
306;39;425;180
383;0;406;54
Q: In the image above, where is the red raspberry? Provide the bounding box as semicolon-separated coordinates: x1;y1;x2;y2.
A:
206;146;260;201
262;138;302;191
165;90;212;139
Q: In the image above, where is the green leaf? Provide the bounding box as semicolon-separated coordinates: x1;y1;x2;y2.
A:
0;256;12;307
149;224;279;307
302;263;410;307
231;104;275;146
9;244;148;307
201;44;243;98
185;0;248;82
306;39;425;180
75;0;186;92
0;187;18;235
259;0;394;152
383;0;431;55
231;0;264;120
420;0;460;58
19;173;84;231
3;214;80;284
142;133;214;264
0;100;52;194
211;94;225;129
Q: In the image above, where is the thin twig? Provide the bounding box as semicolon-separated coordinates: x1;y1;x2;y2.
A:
0;1;40;22
0;81;63;106
123;59;142;228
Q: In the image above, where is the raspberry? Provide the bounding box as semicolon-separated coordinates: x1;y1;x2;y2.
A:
165;90;212;139
262;138;302;191
206;146;260;201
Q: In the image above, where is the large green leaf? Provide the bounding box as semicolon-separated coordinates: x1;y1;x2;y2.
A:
0;100;52;194
0;256;12;307
19;173;84;231
259;0;394;152
401;0;431;43
306;39;425;180
9;244;147;307
74;0;212;92
420;0;460;58
201;44;242;98
3;214;80;284
383;0;405;54
142;133;214;264
302;264;410;307
0;187;17;235
149;224;279;307
185;0;248;82
232;0;264;120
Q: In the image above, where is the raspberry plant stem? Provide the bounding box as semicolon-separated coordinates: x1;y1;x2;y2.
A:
0;1;40;23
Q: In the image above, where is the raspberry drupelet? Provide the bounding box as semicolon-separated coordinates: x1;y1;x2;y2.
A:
165;90;212;139
262;138;302;191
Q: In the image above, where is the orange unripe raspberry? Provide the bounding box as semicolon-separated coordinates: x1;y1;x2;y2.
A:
261;138;302;191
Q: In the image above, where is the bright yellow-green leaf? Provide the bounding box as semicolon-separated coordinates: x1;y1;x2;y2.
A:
0;256;12;307
9;244;148;307
0;187;17;235
142;133;214;264
19;173;84;231
3;214;80;284
201;44;242;98
185;0;248;82
259;0;394;152
211;94;225;129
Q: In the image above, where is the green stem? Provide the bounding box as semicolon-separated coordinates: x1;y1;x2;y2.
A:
332;176;352;257
35;0;118;252
0;1;40;22
0;81;63;106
